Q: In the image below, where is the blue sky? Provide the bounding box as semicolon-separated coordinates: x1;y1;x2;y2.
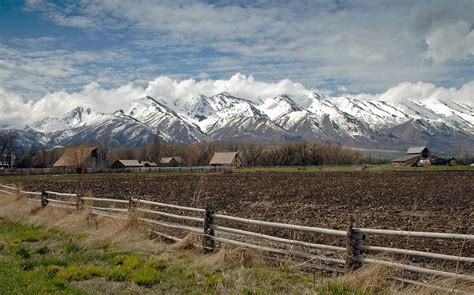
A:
0;0;473;124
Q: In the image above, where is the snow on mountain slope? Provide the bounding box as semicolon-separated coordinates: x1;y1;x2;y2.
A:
185;92;299;142
124;96;206;143
8;91;474;152
27;107;110;133
48;111;158;147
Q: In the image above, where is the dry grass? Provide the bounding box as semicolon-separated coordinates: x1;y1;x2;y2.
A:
0;193;160;255
195;245;261;269
0;192;472;294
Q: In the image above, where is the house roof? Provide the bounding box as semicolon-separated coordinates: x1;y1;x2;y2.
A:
53;145;97;167
392;154;420;162
140;161;158;166
209;152;239;165
114;159;143;167
406;146;427;154
160;156;184;164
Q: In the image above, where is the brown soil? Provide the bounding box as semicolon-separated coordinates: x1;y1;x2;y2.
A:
15;171;474;270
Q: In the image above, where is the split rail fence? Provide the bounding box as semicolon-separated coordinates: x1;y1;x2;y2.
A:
1;183;473;294
0;166;231;176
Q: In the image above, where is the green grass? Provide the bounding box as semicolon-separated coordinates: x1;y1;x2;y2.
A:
0;218;373;294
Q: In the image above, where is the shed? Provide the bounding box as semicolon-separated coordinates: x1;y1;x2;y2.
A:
53;145;105;170
209;152;242;167
111;159;144;169
140;161;158;167
159;157;184;167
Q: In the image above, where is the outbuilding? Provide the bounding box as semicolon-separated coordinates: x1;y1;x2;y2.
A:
53;145;105;171
111;159;144;169
159;157;184;167
391;146;431;167
209;152;242;167
140;161;158;167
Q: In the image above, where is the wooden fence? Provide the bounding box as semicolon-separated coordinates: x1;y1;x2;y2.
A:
1;183;473;293
0;166;231;176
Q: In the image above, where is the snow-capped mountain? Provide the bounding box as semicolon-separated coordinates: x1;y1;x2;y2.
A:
5;91;474;153
123;96;206;143
26;107;110;134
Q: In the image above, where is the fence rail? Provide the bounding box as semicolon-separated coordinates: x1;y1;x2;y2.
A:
0;184;473;293
0;166;231;176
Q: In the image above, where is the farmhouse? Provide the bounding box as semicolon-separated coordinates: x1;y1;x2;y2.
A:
209;152;242;167
159;156;184;167
391;146;431;167
110;159;144;169
53;145;105;170
140;161;158;167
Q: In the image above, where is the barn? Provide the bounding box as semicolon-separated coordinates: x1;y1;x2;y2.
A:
53;145;105;170
392;146;431;167
111;159;144;169
159;157;184;167
209;152;242;167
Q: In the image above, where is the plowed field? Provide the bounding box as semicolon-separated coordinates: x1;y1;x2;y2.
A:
15;171;474;267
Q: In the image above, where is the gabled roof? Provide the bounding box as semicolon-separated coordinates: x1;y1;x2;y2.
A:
114;159;143;167
160;156;184;164
209;152;239;165
392;154;420;162
140;161;158;166
53;145;97;167
406;146;427;154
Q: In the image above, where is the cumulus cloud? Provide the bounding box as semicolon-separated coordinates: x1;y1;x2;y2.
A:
425;21;474;63
1;74;473;127
353;81;474;105
144;73;318;106
0;73;319;125
17;1;474;93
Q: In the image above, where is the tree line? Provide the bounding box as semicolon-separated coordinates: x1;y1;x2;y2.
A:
3;130;473;168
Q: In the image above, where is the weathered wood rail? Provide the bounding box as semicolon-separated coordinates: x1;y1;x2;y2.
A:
0;166;231;175
1;183;473;293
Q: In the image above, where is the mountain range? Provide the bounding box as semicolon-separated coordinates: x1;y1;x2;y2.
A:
5;92;474;153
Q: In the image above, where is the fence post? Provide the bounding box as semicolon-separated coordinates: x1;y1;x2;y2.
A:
203;198;215;254
127;195;136;217
41;190;49;208
345;216;362;271
76;194;83;211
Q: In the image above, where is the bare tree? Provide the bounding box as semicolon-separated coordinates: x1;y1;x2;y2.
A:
96;135;117;166
241;143;263;166
0;130;18;168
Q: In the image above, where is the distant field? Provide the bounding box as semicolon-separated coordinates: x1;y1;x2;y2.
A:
235;164;474;173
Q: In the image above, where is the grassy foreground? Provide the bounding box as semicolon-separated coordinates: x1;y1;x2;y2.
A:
0;194;460;294
0;198;375;294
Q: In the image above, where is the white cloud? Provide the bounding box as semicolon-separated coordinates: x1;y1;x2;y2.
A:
425;21;474;63
144;73;318;106
353;81;474;105
1;74;473;126
20;1;474;92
